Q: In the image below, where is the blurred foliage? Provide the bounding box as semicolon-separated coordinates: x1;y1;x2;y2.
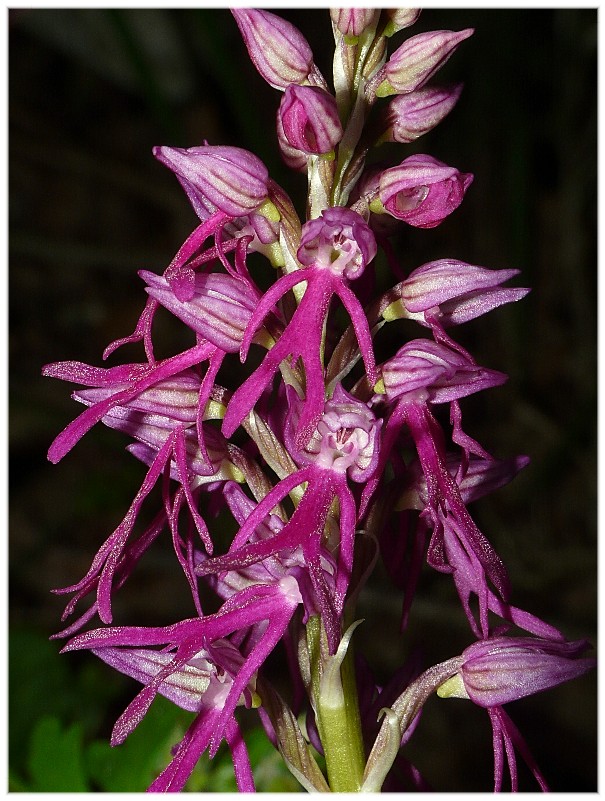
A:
9;7;596;793
9;624;302;792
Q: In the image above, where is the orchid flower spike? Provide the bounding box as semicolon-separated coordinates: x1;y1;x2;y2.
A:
43;7;594;793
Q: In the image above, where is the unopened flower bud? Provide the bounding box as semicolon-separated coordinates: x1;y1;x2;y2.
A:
330;8;379;42
381;84;463;144
154;144;269;219
232;9;314;89
437;637;596;708
383;258;530;325
297;206;377;280
141;270;259;354
380;339;507;405
377;154;473;229
381;8;421;37
74;370;200;424
278;85;343;156
376;29;474;97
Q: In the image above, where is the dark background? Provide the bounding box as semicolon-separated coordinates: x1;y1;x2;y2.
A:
9;8;597;792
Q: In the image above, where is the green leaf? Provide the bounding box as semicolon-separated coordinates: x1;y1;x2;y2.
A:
26;716;89;792
9;625;126;776
85;694;191;791
10;627;73;769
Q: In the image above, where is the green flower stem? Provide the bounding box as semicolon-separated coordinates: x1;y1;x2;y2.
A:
307;617;366;792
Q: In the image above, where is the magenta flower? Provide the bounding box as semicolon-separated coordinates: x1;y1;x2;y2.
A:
62;577;302;791
202;385;381;650
43;8;594;793
44;264;259;476
196;481;332;620
95;637;256;791
425;504;564;640
487;706;549;792
223;206;378;447
439;637;595;791
152;144;271;303
47;385;238;627
43;344;217;465
100;147;273;362
377;154;473;228
382;452;542;635
366;340;511;633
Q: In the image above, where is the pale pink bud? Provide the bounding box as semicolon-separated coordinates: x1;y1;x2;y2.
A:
452;637;596;708
381;339;507;405
397;259;530;325
73;371;200;425
153;144;268;218
378;154;473;229
330;8;379;39
382;84;463;144
377;29;474;96
141;270;259;353
278;85;343;155
382;8;421;36
232;9;314;90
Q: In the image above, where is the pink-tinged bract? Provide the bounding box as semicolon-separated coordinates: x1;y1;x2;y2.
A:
153;144;269;219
